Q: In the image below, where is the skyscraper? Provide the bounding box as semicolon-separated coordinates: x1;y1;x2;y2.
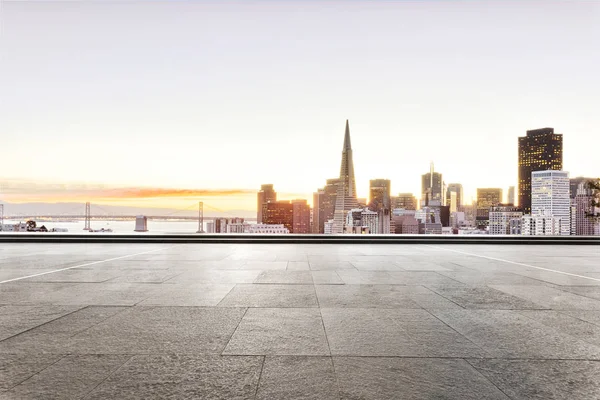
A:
446;183;464;211
369;179;391;234
332;120;359;233
263;201;293;232
507;186;516;206
393;193;418;210
257;184;277;223
421;163;443;206
518;128;563;214
531;170;570;235
292;199;311;234
476;188;503;228
312;178;340;234
574;182;599;236
570;177;595;199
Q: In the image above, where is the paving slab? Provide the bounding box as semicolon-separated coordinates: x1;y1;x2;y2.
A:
256;356;338;400
334;357;509;400
85;355;263;400
223;308;330;356
468;359;600;400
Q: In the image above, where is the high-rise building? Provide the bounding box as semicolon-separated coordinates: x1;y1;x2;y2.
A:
263;201;293;232
574;182;599;236
446;183;463;211
489;205;523;235
531;170;570;235
421;163;443;206
257;184;277;223
312;179;340;233
393;193;417;210
292;199;311;234
570;177;595;199
518;128;563;214
332;120;359;233
522;215;562;236
507;186;516;206
345;208;378;234
369;179;391;234
476;188;503;228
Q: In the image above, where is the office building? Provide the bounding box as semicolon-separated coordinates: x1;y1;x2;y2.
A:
263;201;294;232
369;179;391;234
393;193;418;210
522;215;562;236
312;179;339;233
574;182;600;236
570;177;595;199
476;188;503;228
257;184;277;223
446;183;463;211
507;186;516;206
332;120;359;233
246;224;289;234
421;163;443;206
531;170;570;236
292;199;311;234
518;128;563;214
489;205;523;235
345;208;378;234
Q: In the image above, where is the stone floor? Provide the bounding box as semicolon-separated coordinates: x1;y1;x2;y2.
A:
0;242;599;399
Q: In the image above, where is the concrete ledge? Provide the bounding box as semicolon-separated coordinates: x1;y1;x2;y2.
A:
0;233;599;244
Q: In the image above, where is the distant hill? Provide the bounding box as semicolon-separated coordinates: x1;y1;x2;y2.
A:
0;201;255;219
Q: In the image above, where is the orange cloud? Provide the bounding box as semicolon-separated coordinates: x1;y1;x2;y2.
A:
0;179;255;202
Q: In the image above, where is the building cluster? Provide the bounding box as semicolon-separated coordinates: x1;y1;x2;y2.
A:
255;122;598;236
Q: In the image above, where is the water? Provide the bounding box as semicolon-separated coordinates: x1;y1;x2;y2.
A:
1;220;204;234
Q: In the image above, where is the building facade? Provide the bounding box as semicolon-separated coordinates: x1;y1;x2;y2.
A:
393;193;418;210
574;182;600;236
531;170;570;236
421;163;444;206
257;184;277;223
312;178;339;233
369;179;391;234
262;201;294;233
518;128;563;214
446;183;464;211
332;120;359;233
489;205;523;235
292;199;311;234
476;188;503;228
522;215;562;236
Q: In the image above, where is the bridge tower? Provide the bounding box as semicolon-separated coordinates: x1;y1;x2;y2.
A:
196;202;204;233
84;202;91;231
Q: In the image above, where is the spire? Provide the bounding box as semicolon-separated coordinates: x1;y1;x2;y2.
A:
343;119;352;150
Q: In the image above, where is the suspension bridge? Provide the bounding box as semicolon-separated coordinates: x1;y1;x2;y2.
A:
0;202;256;222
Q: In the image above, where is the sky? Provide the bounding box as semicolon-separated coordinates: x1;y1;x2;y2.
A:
1;0;599;212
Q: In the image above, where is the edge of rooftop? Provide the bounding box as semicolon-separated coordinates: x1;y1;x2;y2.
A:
0;234;599;245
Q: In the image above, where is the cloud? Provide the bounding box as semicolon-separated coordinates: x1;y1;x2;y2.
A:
0;179;255;201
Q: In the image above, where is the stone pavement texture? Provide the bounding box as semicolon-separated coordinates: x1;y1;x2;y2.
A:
0;243;599;399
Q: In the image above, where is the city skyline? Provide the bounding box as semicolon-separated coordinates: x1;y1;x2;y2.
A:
1;0;599;211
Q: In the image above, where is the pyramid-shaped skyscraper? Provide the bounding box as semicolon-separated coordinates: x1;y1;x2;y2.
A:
332;120;359;233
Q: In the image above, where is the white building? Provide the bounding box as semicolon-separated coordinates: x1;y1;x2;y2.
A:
226;223;247;233
345;208;379;234
134;216;148;232
522;214;562;236
206;221;215;233
489;205;523;235
245;224;289;234
324;219;334;235
531;170;570;235
574;182;600;236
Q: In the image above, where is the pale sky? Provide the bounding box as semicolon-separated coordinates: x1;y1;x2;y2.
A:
1;0;599;211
